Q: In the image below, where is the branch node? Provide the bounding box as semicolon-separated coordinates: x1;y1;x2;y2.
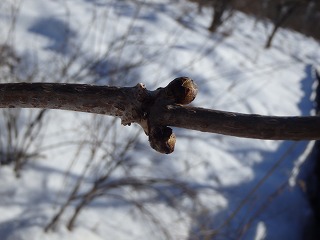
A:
145;77;197;153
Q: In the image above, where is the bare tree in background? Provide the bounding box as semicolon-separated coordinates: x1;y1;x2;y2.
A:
0;43;48;177
193;0;234;32
265;0;303;48
208;0;233;32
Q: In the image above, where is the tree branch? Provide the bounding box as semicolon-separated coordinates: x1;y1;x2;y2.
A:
1;78;319;154
0;82;148;125
154;105;320;140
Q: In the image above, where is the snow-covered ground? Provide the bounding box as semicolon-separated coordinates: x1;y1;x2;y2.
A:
0;0;320;239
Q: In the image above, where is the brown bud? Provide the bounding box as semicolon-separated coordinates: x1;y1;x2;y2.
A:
164;77;198;105
149;126;176;154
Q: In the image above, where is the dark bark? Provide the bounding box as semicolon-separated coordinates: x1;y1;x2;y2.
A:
1;78;320;154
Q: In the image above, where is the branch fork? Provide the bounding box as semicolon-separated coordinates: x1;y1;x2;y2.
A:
1;77;320;154
136;77;198;154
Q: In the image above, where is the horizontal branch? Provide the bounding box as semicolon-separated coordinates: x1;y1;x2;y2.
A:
0;82;148;125
153;105;320;140
0;78;319;154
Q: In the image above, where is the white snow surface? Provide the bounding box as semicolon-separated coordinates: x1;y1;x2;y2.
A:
0;0;320;239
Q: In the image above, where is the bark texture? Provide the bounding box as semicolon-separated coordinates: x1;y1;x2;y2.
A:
0;82;147;126
153;105;320;140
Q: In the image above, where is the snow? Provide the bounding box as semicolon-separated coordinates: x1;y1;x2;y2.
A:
0;0;320;239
